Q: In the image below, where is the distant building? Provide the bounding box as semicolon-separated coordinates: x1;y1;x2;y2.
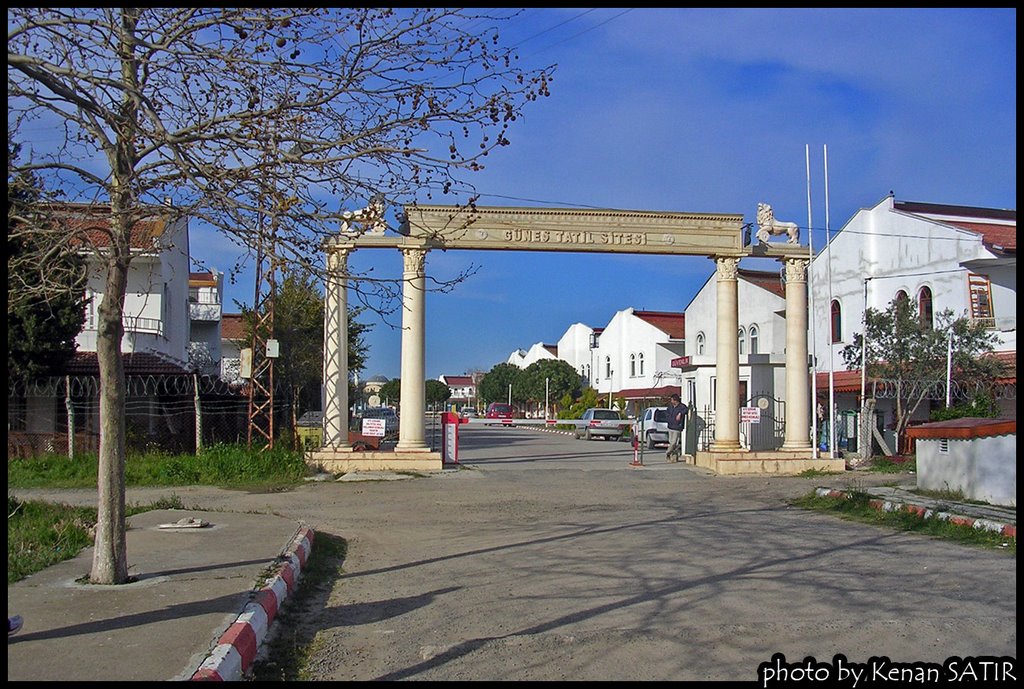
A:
439;374;476;409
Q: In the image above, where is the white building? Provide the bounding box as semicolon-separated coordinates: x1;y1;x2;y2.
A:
591;309;686;415
188;270;225;376
71;203;192;368
810;195;1017;449
506;342;558;368
557;322;601;386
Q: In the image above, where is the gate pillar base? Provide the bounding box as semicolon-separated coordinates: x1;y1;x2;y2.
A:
695;449;845;475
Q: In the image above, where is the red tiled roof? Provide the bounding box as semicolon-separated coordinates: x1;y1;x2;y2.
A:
634;311;685;339
48;203;170;250
221;313;247;341
443;376;474;386
815;370;870;394
945;221;1016;253
543;344;558;357
189;272;218;286
67;351;192;376
738;269;786;299
906;418;1015;440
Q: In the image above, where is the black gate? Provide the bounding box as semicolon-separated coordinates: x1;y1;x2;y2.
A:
698;393;786;452
742;392;785;451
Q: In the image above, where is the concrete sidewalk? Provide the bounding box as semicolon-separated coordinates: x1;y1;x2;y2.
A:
7;508;313;682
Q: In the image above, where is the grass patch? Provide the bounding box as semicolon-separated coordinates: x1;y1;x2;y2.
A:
7;494;187;583
250;533;348;681
798;468;842;478
865;456;917;473
7;443;311;491
791;490;1015;554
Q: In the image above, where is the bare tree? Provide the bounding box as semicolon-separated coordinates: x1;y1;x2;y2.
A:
8;8;554;584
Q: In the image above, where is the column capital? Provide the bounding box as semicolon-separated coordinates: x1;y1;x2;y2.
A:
783;257;810;284
400;246;428;273
714;255;740;280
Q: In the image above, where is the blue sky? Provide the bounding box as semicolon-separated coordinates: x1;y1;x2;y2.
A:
196;8;1017;381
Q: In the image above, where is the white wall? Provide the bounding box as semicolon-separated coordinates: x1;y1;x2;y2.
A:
916;435;1016;507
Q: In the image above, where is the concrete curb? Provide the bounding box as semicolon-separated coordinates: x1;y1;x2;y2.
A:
191;525;316;681
815;488;1016;539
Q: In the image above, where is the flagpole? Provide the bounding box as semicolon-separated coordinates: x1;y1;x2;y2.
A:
824;144;837;457
806;145;818;459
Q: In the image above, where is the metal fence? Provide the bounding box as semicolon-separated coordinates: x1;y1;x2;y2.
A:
8;374;308;458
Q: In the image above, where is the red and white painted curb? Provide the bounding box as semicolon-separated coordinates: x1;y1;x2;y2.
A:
191;525;315;681
815;488;1016;539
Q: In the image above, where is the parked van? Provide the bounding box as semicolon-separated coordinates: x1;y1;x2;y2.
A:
639;406;669;449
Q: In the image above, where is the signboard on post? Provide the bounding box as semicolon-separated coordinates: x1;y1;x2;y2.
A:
740;406;761;423
362;418;386;437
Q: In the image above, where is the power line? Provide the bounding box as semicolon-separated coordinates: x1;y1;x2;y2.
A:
534;8;636;53
511;8;600;48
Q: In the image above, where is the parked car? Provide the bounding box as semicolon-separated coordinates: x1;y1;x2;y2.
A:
484;402;517;423
574;408;624;441
639;406;669;449
359;407;399;436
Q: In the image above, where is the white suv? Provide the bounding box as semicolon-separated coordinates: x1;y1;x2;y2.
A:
639;406;669;450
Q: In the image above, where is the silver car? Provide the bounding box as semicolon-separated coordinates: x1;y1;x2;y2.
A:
574;408;624;441
639;406;669;449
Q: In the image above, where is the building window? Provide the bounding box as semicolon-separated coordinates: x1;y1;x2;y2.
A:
738;327;746;356
830;300;842;343
696;332;705;356
638;352;645;376
895;289;909;306
749;324;759;355
918;286;933;330
967;274;995;328
629;353;637;377
605;356;611;379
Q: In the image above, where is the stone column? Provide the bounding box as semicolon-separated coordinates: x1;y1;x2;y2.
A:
396;246;429;451
322;240;352;449
782;257;812;449
713;256;741;450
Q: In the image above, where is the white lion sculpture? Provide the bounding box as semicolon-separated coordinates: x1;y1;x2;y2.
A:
756;203;800;245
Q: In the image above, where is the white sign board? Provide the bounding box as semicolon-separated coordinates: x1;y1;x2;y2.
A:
740;406;761;423
361;418;386;437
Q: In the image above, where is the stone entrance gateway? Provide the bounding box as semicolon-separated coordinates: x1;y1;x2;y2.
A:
307;205;845;475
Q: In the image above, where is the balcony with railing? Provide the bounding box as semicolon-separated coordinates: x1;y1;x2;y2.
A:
189;292;222;322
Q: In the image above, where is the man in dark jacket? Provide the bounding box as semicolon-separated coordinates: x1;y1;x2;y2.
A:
666;393;687;462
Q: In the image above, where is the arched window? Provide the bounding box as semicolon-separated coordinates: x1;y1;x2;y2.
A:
749;324;759;355
895;289;909;306
738;327;746;356
629;353;637;377
918;286;933;329
696;332;705;356
638;352;645;376
830;300;842;343
605;356;611;379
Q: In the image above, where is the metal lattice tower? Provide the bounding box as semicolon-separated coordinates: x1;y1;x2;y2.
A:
247;210;277;450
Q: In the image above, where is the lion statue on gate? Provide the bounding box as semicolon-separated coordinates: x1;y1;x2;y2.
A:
756;203;800;245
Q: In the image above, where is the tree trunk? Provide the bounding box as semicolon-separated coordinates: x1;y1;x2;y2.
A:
90;251;130;584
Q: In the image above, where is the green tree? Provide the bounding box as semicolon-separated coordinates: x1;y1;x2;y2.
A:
425;379;452;408
842;297;1003;454
478;363;526;405
7;142;87;385
9;7;552;584
379;378;401;407
519;359;581;412
239;268;371;446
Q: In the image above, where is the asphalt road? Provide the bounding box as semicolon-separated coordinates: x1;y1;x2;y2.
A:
277;426;1016;681
13;425;1015;682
